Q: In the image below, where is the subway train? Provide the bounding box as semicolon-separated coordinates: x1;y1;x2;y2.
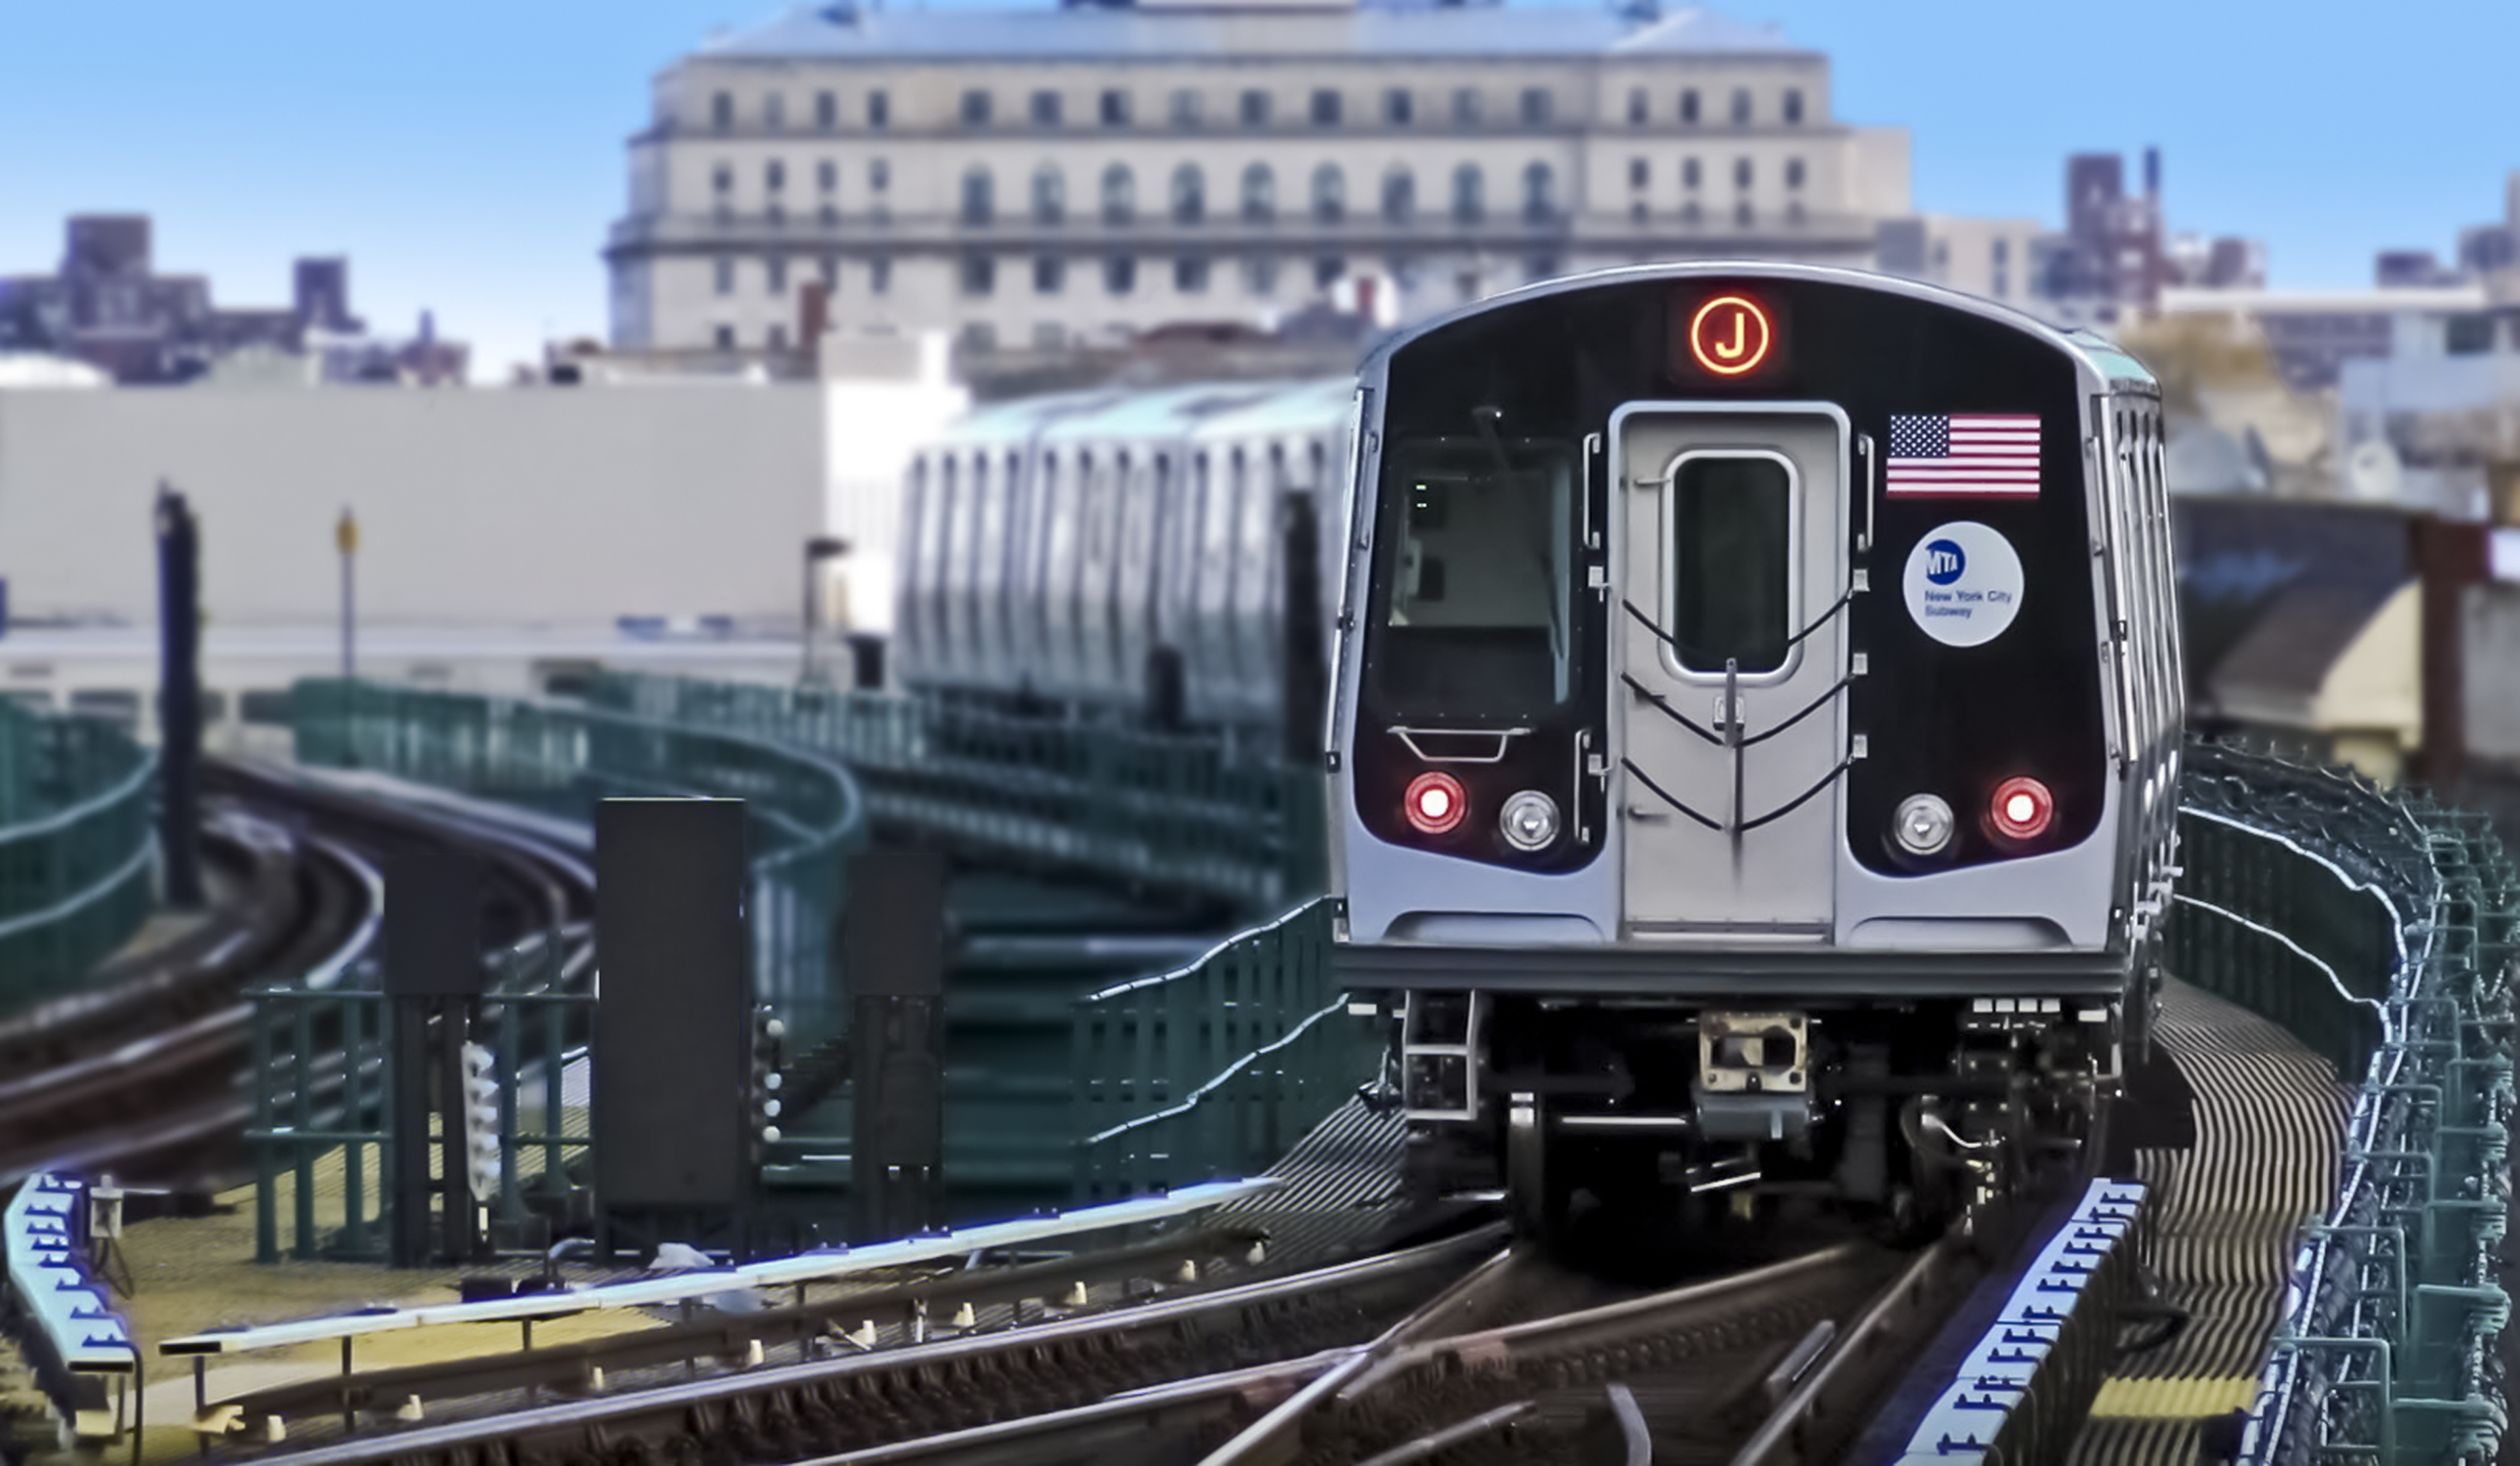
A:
1327;263;2182;1234
893;263;2180;1236
890;376;1352;732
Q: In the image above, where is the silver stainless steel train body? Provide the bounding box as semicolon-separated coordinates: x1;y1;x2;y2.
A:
892;378;1354;730
1325;264;2181;1227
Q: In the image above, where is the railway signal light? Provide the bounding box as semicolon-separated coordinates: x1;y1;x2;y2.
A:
457;1042;502;1204
752;1008;788;1149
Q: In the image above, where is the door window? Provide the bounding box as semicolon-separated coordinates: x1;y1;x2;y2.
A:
1667;453;1792;675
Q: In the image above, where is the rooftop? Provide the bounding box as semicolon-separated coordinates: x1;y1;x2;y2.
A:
694;2;1801;61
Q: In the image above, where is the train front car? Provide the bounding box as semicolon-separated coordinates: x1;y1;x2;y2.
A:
1327;264;2179;1237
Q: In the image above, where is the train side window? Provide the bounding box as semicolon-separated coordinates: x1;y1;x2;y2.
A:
1667;453;1790;674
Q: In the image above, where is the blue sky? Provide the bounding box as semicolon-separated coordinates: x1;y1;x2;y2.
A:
4;0;2513;380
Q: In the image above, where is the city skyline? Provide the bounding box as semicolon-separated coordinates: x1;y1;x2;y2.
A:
4;0;2515;381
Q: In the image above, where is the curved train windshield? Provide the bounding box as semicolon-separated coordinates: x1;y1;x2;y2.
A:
1369;435;1577;717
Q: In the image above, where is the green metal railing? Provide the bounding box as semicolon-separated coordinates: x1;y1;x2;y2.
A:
250;931;590;1263
586;673;1319;914
0;699;156;1008
1071;898;1378;1201
2170;744;2516;1465
292;678;867;1047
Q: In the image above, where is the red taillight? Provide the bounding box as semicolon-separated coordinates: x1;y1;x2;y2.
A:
1989;776;2054;842
1403;771;1468;836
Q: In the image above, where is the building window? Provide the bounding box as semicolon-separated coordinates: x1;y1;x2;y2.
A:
1526;254;1559;283
1105;255;1136;294
1785;158;1804;190
870;256;892;293
1783;88;1804;125
1240;89;1270;127
1452;88;1481;125
1385;89;1412;125
1031;90;1062;127
1241;164;1276;221
1033;166;1066;223
767;256;788;294
1171;164;1206;224
1683;157;1701;189
715;257;735;295
1631;200;1648;224
1315;256;1344;289
868;91;889;129
1679;89;1699;125
1034;323;1066;349
1169;90;1201;128
764;93;785;131
766;160;785;193
712;91;733;130
2448;313;2496;355
1992;238;2010;266
714;323;735;350
1736;200;1753;226
962;167;994;224
871;158;890;191
1519;88;1552;126
1381;166;1415;223
1730;89;1751;125
1522;162;1555;221
1100;89;1130;126
961;90;991;127
1452;164;1484;223
1992;267;2008;297
1175;256;1210;293
1627;88;1648;125
1101;165;1135;223
769;323;788;350
713;163;734;217
1035;255;1064;294
961;256;995;296
1311;164;1345;222
821;256;838;288
815;91;835;130
1786;200;1804;224
1628;158;1648;189
1734;157;1753;190
1684;200;1702;224
1310;89;1342;127
1243;254;1279;295
817;160;836;191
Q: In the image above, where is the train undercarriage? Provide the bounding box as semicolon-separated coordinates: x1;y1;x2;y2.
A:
1391;985;2132;1240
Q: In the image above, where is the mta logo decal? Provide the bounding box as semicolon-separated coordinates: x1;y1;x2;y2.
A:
1924;539;1966;585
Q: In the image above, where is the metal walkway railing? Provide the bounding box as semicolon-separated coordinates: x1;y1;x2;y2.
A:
0;699;156;1008
2170;743;2516;1465
292;678;868;1046
584;672;1318;912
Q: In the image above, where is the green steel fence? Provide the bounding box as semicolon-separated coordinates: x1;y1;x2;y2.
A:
1071;898;1379;1202
292;678;867;1047
0;699;156;1008
585;673;1319;914
2170;744;2516;1465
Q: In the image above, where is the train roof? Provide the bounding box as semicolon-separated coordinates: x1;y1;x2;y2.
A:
1359;262;2162;394
1181;377;1355;443
926;389;1123;450
1036;380;1288;443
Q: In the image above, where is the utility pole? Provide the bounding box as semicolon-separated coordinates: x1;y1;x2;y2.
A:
801;536;850;685
155;484;203;909
336;507;358;681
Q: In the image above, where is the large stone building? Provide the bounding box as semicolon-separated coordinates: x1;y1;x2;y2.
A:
606;0;1912;360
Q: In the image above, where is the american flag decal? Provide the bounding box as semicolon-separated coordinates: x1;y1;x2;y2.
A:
1886;414;2040;498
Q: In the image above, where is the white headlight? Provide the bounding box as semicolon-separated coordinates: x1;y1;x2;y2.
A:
1499;790;1560;852
1894;793;1955;855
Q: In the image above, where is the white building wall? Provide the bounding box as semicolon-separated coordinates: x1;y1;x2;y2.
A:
0;384;825;630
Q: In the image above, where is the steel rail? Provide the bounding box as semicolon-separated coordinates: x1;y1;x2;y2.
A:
221;1224;1511;1466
